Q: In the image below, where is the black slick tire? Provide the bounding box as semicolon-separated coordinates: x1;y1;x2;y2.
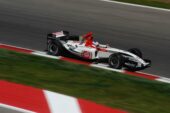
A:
47;42;62;56
108;53;125;69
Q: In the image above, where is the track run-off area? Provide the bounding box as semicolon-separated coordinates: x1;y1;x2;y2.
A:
0;43;170;113
0;40;170;113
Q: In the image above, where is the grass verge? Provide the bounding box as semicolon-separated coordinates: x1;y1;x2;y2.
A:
0;49;170;113
112;0;170;9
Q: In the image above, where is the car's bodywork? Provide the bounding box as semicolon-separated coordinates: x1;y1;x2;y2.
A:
47;31;151;71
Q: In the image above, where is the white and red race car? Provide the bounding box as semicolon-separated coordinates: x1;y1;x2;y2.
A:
47;31;151;71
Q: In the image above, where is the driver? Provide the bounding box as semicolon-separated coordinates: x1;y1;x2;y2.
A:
81;32;96;48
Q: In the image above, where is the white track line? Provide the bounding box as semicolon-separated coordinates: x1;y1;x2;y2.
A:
32;51;61;59
91;64;123;73
0;103;36;113
156;77;170;83
100;0;170;12
44;90;82;113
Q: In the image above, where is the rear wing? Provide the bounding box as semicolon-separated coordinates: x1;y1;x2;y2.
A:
47;31;69;39
47;31;80;41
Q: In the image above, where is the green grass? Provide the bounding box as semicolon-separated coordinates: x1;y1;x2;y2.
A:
0;49;170;113
112;0;170;9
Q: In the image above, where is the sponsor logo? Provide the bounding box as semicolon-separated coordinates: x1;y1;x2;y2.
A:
82;51;91;59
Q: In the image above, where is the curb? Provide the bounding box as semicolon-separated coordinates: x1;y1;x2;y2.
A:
0;80;128;113
0;43;170;84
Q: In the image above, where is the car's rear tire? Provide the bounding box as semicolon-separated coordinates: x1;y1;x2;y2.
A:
128;48;142;58
108;53;125;69
47;42;62;56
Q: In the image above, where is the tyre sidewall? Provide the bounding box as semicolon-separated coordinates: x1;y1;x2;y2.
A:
108;53;124;69
48;43;60;56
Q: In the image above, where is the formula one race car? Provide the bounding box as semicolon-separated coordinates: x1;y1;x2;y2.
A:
47;31;151;71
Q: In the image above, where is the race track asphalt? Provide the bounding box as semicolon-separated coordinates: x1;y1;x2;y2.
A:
0;107;25;113
0;0;170;77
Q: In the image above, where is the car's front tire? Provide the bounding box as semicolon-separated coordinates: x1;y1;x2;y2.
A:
108;53;125;69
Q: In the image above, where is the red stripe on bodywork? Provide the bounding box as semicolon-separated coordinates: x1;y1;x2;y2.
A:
0;80;51;113
78;99;128;113
60;57;91;65
124;71;159;80
98;48;107;52
0;45;33;54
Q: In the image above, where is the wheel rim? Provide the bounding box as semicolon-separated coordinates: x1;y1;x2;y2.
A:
110;56;119;68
